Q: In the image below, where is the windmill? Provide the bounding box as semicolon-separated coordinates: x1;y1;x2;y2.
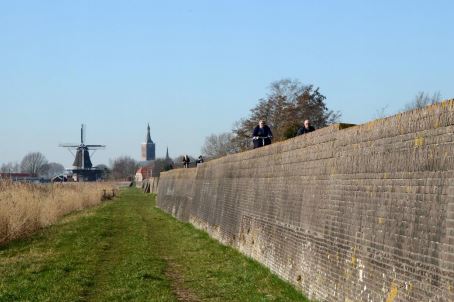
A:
59;124;106;181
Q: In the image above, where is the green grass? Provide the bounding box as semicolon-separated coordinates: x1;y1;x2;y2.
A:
0;188;309;302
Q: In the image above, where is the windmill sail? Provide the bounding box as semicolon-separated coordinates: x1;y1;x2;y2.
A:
81;124;86;145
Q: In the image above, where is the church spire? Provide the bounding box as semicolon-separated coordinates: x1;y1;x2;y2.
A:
165;146;170;161
141;123;156;161
146;123;153;143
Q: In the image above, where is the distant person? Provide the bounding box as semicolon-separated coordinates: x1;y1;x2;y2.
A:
182;155;190;168
196;155;204;165
252;120;273;149
297;119;315;136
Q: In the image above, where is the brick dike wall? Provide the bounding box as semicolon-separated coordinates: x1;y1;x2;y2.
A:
157;100;454;302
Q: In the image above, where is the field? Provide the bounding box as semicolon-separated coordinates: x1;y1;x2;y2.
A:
0;180;116;245
0;188;309;301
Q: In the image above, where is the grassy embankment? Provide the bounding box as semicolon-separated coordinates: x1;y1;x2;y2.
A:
0;181;116;245
0;188;310;302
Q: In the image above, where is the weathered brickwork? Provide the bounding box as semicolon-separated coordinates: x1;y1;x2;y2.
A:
141;177;160;193
157;100;454;302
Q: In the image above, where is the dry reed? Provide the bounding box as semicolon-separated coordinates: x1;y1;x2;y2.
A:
0;180;116;245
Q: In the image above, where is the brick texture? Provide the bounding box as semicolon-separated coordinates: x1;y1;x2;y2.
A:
156;100;454;302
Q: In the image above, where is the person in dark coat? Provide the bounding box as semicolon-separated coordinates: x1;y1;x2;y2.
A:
297;119;315;136
252;120;273;149
182;155;190;168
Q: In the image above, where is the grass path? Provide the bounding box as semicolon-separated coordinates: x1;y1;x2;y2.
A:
0;189;309;302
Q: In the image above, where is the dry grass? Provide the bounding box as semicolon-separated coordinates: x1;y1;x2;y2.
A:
0;180;116;245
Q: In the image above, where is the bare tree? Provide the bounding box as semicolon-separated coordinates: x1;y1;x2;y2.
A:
152;158;174;171
0;162;20;173
20;152;48;175
38;162;65;179
403;91;442;111
110;156;139;180
229;119;253;151
201;132;236;158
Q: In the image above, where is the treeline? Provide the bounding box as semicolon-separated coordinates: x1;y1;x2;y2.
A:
202;78;341;158
202;79;444;159
0;152;65;179
0;152;137;181
1;151;176;181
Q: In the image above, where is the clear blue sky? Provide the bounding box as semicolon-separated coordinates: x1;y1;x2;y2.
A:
1;0;453;167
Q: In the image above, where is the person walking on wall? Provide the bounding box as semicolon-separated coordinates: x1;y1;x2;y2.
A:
297;119;315;136
182;155;190;168
252;120;273;149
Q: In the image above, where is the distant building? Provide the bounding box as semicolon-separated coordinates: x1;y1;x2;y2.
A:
141;124;156;161
163;147;174;171
0;173;40;183
136;125;173;183
135;166;151;183
135;161;163;183
165;146;171;162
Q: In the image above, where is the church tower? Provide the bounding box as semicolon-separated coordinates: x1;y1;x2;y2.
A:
141;124;156;161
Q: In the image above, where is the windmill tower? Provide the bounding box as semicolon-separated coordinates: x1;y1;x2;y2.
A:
59;124;106;181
